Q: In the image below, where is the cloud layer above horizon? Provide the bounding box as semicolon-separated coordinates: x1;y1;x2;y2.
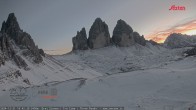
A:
146;19;196;43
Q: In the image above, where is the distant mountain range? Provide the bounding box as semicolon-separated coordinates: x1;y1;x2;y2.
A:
164;33;196;48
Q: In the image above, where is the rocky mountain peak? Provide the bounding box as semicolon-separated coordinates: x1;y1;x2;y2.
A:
72;27;88;50
115;19;133;35
149;40;159;45
1;13;21;34
88;18;110;49
133;32;146;46
112;19;134;46
0;13;44;69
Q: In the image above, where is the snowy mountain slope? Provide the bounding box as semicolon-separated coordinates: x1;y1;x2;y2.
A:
0;51;196;110
54;43;186;75
0;53;102;91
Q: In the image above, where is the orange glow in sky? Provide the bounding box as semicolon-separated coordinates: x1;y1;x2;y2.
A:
183;29;196;35
146;20;196;43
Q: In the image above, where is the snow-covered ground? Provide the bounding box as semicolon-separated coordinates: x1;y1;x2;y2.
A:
0;50;102;91
0;44;196;110
54;44;186;75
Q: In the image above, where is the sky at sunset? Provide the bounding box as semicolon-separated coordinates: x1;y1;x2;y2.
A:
146;19;196;43
0;0;196;55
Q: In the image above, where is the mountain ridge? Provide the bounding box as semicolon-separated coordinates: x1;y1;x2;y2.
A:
164;33;196;48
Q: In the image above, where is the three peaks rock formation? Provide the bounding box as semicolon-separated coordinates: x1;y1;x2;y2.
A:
0;13;45;68
72;18;146;51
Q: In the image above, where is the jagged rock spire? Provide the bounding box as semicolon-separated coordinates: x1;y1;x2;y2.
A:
112;19;134;47
133;32;146;46
88;18;110;49
1;13;21;34
112;19;146;46
72;28;88;50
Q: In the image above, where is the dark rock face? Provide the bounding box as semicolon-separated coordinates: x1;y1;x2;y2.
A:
71;18;147;51
88;18;110;49
133;32;146;46
112;20;146;47
185;47;196;57
0;34;15;59
0;13;44;68
0;55;5;67
0;33;28;69
13;55;28;69
1;13;21;34
149;40;159;45
32;46;43;63
72;28;88;50
39;49;45;57
112;19;134;47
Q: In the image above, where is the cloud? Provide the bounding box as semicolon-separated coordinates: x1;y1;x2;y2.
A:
146;19;196;43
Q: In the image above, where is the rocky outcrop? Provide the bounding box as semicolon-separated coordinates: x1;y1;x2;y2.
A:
112;20;146;47
88;18;110;49
13;55;28;69
39;49;45;57
72;28;88;50
149;40;159;45
133;32;146;46
164;33;196;48
1;13;21;35
32;46;43;63
0;51;5;66
0;34;7;66
112;19;134;47
184;47;196;57
0;34;15;59
0;33;28;69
